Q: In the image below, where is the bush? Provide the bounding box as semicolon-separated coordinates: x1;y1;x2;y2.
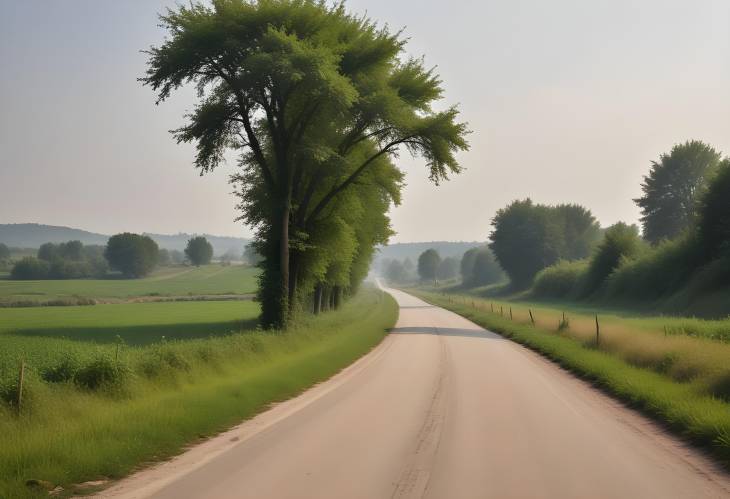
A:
582;223;645;296
532;260;588;299
605;235;701;301
74;357;131;391
10;257;50;280
42;355;81;383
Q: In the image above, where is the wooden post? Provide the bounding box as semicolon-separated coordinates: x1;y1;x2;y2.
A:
17;360;25;413
529;309;535;325
509;307;513;320
490;303;494;313
595;314;600;347
500;306;503;317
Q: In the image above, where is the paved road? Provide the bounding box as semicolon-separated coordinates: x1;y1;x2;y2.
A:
104;288;730;499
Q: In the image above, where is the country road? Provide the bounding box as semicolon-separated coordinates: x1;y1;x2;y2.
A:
102;288;730;499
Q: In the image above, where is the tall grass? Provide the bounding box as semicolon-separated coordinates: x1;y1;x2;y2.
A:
0;289;397;498
413;290;730;469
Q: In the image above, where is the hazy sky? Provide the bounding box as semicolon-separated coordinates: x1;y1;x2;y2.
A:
2;1;729;242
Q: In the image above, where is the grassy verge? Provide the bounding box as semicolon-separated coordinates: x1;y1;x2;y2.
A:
0;288;397;498
410;289;730;469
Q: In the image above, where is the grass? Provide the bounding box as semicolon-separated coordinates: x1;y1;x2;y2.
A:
411;289;730;469
0;264;258;304
0;288;397;498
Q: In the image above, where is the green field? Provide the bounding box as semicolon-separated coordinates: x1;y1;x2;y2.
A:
0;264;258;304
412;289;730;468
0;289;396;498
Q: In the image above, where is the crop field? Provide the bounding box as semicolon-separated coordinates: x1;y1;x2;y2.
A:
0;264;258;304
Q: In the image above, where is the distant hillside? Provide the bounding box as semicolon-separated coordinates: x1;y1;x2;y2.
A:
0;224;249;257
376;241;484;264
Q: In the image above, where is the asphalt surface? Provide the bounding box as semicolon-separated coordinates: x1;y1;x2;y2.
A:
102;288;730;499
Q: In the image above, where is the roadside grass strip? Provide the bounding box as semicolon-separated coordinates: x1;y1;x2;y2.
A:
412;290;730;470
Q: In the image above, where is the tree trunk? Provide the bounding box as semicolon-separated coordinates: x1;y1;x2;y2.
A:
314;284;323;314
278;200;290;328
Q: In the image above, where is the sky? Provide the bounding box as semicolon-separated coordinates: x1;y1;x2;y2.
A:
1;0;729;243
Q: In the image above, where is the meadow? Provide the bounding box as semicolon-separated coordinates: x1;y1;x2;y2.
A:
0;264;258;304
412;289;730;467
0;287;397;498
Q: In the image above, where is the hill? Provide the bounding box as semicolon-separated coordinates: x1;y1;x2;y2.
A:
0;223;249;257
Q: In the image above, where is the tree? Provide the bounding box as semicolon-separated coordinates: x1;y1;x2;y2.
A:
243;243;263;266
489;199;561;289
158;248;172;266
11;257;50;280
37;242;59;262
418;249;441;282
143;0;468;328
635;140;721;244
185;237;214;266
0;243;10;261
698;158;730;258
583;223;645;294
437;256;459;280
471;249;504;286
104;233;159;278
384;259;407;284
460;248;479;284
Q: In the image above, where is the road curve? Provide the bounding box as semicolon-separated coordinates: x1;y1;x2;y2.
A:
101;288;730;499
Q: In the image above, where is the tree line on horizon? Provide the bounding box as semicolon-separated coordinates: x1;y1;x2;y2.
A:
5;234;220;280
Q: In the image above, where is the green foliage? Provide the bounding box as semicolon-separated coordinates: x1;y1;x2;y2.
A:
532;260;588;299
0;244;10;262
417;249;441;281
489;199;600;289
582;223;645;295
635;140;722;244
383;259;409;284
143;0;468;327
460;247;504;287
698;158;730;258
0;289;396;498
105;233;159;278
73;356;131;392
436;256;459;280
10;257;50;280
184;236;213;266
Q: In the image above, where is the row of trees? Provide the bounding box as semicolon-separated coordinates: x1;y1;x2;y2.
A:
9;234;218;280
491;140;730;306
143;0;468;327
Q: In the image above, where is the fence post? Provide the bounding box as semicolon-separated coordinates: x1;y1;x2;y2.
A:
509;307;513;320
491;303;494;313
17;360;25;413
500;306;503;317
529;309;535;325
595;315;600;347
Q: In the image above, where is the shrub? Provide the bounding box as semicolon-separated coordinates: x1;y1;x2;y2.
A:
74;357;131;391
185;236;214;266
42;355;81;383
605;234;701;301
532;260;588;299
10;257;50;280
582;223;645;296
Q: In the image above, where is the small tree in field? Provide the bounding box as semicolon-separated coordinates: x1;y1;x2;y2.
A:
185;237;213;266
105;233;159;278
418;249;441;282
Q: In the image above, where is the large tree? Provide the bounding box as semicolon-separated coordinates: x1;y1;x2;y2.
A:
698;158;730;259
105;233;159;278
143;0;468;327
635;140;721;244
185;236;214;266
417;249;441;282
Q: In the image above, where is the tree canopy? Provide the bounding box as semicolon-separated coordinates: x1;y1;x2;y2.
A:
105;233;159;278
185;236;214;266
489;199;600;289
0;243;9;261
418;249;441;281
143;0;468;327
635;140;721;244
698;159;730;259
